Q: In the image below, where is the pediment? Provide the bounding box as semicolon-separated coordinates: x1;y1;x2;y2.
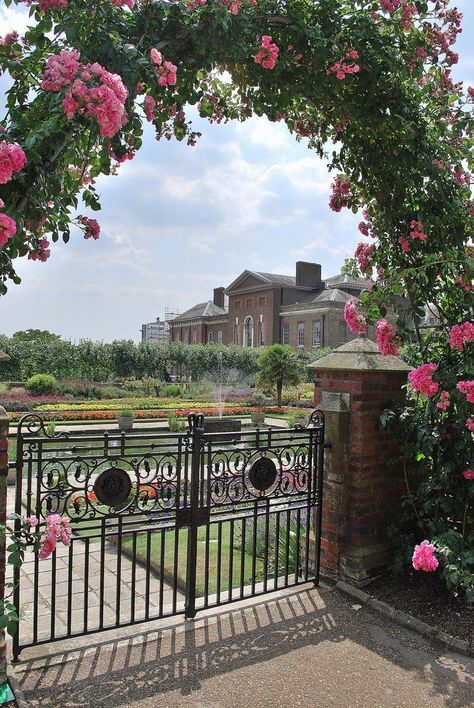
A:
226;271;270;294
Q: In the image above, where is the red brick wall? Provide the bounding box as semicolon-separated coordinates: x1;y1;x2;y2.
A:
315;368;408;580
227;288;279;345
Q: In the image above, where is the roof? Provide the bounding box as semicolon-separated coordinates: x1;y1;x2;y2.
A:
171;301;227;322
226;269;298;294
303;288;356;305
324;274;368;290
0;350;10;362
308;337;412;372
252;271;297;286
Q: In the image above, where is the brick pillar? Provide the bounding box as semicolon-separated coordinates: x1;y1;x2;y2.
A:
0;405;10;683
309;337;412;583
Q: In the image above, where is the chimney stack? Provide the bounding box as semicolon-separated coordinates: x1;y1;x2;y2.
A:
213;287;225;309
296;261;322;288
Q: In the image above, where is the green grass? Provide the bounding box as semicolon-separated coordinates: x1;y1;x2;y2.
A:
121;522;265;597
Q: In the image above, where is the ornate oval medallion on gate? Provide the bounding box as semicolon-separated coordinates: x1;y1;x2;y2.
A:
93;468;131;507
248;457;277;492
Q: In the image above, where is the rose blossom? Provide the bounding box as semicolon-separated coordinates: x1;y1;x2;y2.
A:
344;299;366;334
376;319;400;356
463;469;474;480
449;322;474;351
408;363;439;397
412;540;439;572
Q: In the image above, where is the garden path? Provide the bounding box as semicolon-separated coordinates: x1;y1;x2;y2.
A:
11;581;474;707
6;489;183;645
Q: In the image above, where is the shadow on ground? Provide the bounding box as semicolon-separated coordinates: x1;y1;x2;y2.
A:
14;585;474;708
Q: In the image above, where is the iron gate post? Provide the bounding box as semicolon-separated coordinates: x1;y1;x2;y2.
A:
185;414;204;619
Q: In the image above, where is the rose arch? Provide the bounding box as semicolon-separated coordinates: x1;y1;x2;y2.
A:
0;0;473;597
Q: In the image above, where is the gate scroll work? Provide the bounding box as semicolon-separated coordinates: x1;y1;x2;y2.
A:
13;410;326;659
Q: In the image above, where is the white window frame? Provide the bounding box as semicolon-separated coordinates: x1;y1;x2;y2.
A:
297;322;305;348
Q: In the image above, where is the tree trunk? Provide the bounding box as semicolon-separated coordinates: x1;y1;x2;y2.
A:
276;378;282;407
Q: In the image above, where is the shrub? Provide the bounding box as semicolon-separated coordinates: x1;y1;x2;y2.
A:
26;374;56;395
286;411;308;428
57;379;102;399
250;391;268;407
99;386;128;399
167;412;185;432
164;384;182;398
119;409;134;418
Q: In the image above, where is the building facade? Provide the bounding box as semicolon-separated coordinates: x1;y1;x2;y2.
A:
169;262;374;351
141;317;170;344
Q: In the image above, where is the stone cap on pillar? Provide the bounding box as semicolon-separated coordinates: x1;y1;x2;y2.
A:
308;336;412;372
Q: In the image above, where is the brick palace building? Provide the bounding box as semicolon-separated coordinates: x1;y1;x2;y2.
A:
168;261;375;352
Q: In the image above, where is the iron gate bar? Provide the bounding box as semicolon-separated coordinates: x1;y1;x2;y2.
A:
12;410;325;660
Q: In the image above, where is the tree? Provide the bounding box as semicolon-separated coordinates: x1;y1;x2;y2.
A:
257;344;303;407
12;329;61;343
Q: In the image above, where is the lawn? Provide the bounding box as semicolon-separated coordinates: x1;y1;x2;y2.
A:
120;521;266;597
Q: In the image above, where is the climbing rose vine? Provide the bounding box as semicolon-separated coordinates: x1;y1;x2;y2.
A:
0;0;472;600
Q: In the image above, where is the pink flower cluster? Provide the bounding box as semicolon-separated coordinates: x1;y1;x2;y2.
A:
399;220;429;253
454;275;473;292
436;390;451;411
150;49;177;86
79;216;100;240
376;319;400;356
0;141;27;184
328;48;360;80
41;50;128;138
37;0;68;11
144;95;156;122
38;514;72;560
254;35;280;70
380;0;401;12
28;238;51;262
0;213;16;246
466;418;474;432
412;540;439;572
409;220;428;241
355;242;376;277
109;0;134;8
457;380;474;403
408;363;439;396
344;299;367;334
463;469;474;480
449;322;474;351
329;175;352;212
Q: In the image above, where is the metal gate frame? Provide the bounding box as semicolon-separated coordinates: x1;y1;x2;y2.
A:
13;410;326;660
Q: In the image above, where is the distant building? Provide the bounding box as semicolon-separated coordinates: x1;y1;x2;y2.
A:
169;263;377;351
141;317;170;345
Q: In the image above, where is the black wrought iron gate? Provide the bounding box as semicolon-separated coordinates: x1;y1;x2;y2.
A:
13;411;325;660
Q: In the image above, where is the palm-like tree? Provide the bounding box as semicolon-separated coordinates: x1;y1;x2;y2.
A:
256;344;303;407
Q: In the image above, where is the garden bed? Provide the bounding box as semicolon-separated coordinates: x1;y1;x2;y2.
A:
367;572;474;644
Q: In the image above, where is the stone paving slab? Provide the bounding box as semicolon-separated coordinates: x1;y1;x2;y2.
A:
11;583;474;708
7;488;183;647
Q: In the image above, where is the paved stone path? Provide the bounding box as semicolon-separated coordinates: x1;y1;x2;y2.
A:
7;490;183;648
12;582;474;708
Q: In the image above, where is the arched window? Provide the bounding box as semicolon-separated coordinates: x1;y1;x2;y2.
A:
244;316;254;348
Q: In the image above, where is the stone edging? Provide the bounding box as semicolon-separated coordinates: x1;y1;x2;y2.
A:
336;580;474;657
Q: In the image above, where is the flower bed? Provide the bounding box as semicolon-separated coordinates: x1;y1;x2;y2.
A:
33;397;248;412
9;405;296;423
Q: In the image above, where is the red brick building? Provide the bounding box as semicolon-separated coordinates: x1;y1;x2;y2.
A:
169;262;374;351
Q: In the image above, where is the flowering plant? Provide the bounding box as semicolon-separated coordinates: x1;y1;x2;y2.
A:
0;513;70;636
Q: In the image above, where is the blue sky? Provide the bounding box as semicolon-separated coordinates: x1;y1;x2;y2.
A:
0;1;473;342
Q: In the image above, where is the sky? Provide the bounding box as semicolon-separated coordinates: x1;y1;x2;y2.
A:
0;1;473;342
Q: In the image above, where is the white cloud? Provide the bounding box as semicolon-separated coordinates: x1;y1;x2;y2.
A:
0;6;31;37
189;241;215;254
